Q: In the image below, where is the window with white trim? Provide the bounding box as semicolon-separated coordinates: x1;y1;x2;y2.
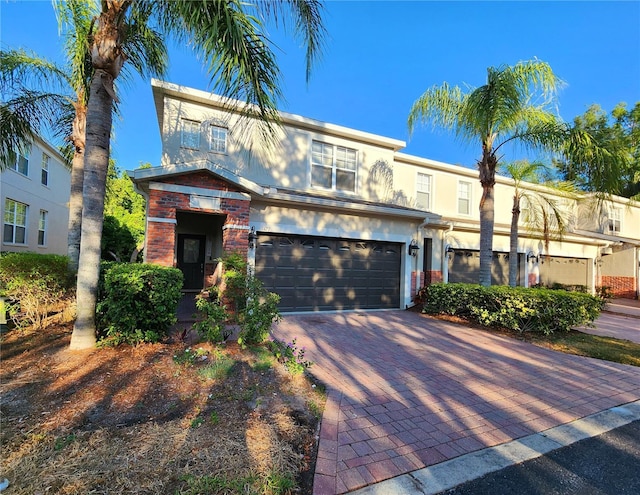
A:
3;199;28;244
10;146;30;176
180;119;200;149
38;210;47;246
41;152;50;185
311;140;357;192
608;206;621;233
209;125;227;153
416;172;432;210
457;180;472;215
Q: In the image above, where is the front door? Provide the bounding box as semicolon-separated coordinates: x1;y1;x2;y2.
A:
177;234;206;290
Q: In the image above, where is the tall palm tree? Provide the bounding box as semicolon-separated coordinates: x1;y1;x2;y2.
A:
70;0;325;350
408;60;566;286
502;160;577;287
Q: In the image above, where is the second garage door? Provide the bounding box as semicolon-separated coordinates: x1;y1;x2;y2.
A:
255;234;401;312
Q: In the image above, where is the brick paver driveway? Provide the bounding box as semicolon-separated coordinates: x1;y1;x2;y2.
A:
272;311;640;494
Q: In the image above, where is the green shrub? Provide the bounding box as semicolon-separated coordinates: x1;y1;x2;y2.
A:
422;283;604;334
97;263;183;345
237;275;280;347
0;252;73;328
192;292;231;343
205;253;280;347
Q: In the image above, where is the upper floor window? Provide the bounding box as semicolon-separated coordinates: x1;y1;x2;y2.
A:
608;206;621;233
41;152;50;185
38;210;47;246
311;140;357;192
181;119;200;149
209;125;227;153
458;180;472;215
3;198;28;244
10;146;30;176
416;172;432;210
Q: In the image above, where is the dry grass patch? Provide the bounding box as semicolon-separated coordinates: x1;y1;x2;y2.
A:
0;321;325;494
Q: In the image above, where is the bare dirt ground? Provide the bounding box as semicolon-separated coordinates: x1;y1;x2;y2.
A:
0;320;325;494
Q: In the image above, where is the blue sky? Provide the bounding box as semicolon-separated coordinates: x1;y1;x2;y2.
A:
2;0;639;171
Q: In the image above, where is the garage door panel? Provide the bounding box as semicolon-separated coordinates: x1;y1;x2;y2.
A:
256;234;401;311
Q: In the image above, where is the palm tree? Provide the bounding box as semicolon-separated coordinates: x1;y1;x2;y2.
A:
502;160;577;287
408;60;567;286
70;0;325;350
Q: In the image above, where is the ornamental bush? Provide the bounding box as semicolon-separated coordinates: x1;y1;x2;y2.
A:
422;283;605;334
96;262;183;345
0;252;73;329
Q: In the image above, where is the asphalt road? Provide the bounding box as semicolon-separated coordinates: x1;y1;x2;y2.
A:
441;420;640;495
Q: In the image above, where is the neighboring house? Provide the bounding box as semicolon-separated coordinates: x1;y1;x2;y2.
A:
1;136;71;255
130;80;640;311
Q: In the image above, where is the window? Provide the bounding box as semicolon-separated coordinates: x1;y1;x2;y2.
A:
181;119;200;149
10;146;30;176
311;140;357;192
38;210;47;246
3;199;28;244
416;172;432;210
608;206;621;233
209;125;227;153
41;152;50;185
458;180;472;215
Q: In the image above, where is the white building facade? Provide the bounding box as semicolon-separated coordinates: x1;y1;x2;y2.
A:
1;136;70;255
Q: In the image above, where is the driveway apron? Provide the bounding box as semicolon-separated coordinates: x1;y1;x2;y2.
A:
271;311;640;494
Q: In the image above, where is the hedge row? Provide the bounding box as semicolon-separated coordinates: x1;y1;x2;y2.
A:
0;252;73;328
0;253;183;345
421;283;605;334
97;262;183;345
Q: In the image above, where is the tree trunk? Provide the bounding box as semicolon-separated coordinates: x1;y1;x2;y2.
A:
67;100;86;274
478;148;497;287
69;72;113;350
479;185;495;287
509;194;520;287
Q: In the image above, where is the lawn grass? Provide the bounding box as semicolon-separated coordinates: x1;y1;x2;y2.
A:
529;330;640;367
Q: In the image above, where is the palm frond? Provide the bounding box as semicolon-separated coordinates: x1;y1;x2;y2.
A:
157;0;283;141
407;82;465;136
0;49;69;95
256;0;326;83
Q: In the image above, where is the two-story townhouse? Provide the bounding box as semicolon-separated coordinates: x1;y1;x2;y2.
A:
1;136;71;255
131;80;639;310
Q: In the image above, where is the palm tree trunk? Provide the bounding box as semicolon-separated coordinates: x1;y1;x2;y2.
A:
479;184;494;287
69;71;113;349
67;101;86;274
478;148;497;287
509;194;520;287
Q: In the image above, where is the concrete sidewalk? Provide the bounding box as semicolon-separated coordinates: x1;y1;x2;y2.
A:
271;311;640;494
605;298;640;319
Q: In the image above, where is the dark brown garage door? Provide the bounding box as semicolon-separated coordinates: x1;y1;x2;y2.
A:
448;250;519;286
255;234;401;312
539;256;590;288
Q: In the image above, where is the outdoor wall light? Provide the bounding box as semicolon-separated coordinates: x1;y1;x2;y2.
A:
408;239;420;257
527;251;538;263
248;226;257;249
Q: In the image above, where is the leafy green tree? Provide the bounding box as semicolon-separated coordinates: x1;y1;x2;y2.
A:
408;60;567;286
502;160;577;287
70;0;325;349
102;160;145;262
556;102;640;199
